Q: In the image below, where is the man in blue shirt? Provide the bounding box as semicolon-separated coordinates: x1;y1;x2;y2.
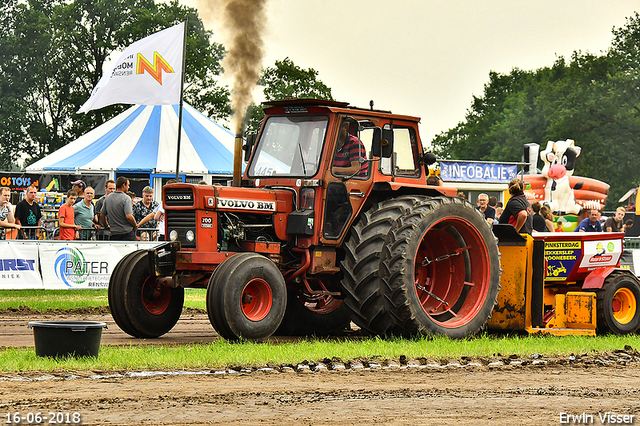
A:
578;209;603;232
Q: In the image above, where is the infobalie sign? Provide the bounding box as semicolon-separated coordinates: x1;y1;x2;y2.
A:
440;161;518;183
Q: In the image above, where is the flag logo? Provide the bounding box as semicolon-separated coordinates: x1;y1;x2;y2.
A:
78;22;185;113
137;51;175;85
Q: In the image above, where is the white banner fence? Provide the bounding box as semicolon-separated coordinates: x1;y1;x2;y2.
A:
3;239;640;291
0;240;161;290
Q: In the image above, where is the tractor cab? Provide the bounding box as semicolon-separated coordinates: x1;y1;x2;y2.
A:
244;99;450;247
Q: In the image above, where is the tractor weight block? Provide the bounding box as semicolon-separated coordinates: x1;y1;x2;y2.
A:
148;241;180;277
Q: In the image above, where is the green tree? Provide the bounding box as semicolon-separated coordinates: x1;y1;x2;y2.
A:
1;0;229;169
0;0;32;168
431;13;640;208
245;57;334;133
261;57;333;102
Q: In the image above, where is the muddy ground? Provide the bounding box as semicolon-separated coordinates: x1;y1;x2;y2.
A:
1;309;640;425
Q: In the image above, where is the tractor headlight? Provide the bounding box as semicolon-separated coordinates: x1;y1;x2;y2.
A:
169;230;178;241
186;230;195;242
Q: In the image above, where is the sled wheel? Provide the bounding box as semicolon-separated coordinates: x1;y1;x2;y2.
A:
109;249;184;338
597;272;640;335
207;253;286;341
276;277;351;336
341;195;431;335
382;197;501;338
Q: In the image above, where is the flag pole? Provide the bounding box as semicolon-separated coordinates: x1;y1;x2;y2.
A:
175;19;188;182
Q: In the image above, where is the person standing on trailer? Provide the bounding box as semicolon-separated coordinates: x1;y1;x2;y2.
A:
498;178;533;234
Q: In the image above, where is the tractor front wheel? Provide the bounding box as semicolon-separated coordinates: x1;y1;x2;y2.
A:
108;250;184;338
597;272;640;335
207;253;286;341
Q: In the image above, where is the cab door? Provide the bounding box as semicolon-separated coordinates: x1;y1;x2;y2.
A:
322;117;374;241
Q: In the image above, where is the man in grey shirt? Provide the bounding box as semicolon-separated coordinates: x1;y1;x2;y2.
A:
95;179;116;227
100;177;137;241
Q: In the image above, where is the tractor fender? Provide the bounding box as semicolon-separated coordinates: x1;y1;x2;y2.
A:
582;267;636;290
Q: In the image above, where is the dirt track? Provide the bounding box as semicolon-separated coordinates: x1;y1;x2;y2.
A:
2;310;640;425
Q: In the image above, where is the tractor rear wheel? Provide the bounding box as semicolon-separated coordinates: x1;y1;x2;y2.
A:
108;250;184;338
207;253;286;341
276;277;351;336
597;272;640;335
381;197;501;338
341;195;429;335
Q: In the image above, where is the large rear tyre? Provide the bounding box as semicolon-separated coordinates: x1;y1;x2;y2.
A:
341;195;429;335
597;272;640;335
207;253;286;341
108;250;184;338
276;277;351;336
381;197;501;338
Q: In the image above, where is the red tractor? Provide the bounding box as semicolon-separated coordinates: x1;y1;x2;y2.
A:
108;99;502;340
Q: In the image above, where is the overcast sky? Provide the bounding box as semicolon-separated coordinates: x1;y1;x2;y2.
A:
181;0;638;145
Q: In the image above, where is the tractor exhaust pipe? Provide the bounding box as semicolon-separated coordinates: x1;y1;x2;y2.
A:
233;134;243;187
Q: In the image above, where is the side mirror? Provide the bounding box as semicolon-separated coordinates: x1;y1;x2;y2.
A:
371;127;393;158
243;133;255;162
422;152;437;166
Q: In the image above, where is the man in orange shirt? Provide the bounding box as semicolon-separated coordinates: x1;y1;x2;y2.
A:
59;190;82;240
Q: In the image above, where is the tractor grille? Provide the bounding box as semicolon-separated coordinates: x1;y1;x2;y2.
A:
165;188;194;206
166;210;197;248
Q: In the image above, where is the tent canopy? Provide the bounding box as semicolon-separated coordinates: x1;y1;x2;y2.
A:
27;103;237;175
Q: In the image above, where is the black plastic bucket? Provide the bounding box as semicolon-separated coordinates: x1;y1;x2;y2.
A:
28;321;107;358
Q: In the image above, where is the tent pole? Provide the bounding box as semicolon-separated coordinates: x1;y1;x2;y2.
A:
175;19;188;182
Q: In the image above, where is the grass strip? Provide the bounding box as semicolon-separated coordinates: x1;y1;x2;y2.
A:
1;334;639;374
1;289;639;374
0;289;206;311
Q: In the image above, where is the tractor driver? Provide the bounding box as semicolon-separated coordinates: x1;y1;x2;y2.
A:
332;121;368;177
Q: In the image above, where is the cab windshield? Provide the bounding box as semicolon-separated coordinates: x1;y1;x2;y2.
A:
248;115;328;177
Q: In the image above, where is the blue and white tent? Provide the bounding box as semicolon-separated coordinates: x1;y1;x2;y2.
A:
27;103;236;176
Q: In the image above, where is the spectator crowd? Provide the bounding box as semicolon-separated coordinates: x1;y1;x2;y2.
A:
0;177;167;241
471;178;634;235
0;176;635;240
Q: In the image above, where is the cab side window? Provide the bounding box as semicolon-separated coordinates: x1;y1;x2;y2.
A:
380;127;420;177
332;119;369;178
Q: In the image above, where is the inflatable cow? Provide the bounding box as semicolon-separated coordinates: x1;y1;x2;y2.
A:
540;139;582;215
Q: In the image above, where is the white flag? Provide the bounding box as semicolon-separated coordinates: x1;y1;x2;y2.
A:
78;22;185;114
